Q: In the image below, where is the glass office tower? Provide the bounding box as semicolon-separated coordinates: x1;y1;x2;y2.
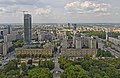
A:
24;14;32;44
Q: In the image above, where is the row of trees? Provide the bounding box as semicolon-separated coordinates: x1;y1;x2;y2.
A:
59;57;120;78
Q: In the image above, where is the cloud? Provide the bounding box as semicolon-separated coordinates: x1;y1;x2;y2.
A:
0;0;52;16
0;7;4;12
35;6;52;15
64;1;111;14
0;0;120;23
0;0;40;5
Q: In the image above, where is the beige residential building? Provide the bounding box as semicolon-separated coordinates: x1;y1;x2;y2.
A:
16;48;52;56
61;49;97;57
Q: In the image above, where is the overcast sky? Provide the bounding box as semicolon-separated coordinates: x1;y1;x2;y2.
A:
0;0;120;23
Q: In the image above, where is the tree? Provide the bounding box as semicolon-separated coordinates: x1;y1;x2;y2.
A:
66;31;73;39
5;70;19;78
64;62;73;69
103;75;110;78
16;54;21;58
61;65;88;78
103;67;119;78
3;59;18;72
97;49;112;57
81;60;92;71
34;54;39;58
20;62;28;77
26;68;53;78
0;74;4;78
38;59;54;70
31;54;34;58
81;31;106;39
58;57;73;69
94;73;102;78
21;62;27;72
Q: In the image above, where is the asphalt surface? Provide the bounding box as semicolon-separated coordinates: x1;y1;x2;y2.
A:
98;39;120;57
52;46;63;78
0;51;15;69
104;47;120;57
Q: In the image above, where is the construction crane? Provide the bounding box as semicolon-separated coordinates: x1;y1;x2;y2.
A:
18;10;28;14
22;11;28;14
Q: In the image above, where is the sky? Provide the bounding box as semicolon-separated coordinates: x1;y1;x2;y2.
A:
0;0;120;23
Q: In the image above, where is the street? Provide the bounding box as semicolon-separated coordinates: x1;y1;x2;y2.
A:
51;46;63;78
0;51;15;69
99;38;120;57
104;47;120;57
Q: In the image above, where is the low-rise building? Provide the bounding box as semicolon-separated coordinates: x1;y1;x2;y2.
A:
61;49;97;57
16;48;52;56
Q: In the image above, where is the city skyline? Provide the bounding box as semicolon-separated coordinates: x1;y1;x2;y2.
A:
0;0;120;23
0;1;120;78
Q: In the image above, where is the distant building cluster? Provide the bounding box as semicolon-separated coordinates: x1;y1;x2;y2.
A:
0;25;23;56
110;27;120;33
1;13;120;58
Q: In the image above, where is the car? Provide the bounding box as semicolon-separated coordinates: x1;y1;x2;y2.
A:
6;59;9;62
6;57;8;59
4;57;7;60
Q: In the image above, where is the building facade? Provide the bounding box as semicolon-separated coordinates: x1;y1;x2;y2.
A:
16;48;52;56
24;14;32;44
61;49;97;57
8;25;12;34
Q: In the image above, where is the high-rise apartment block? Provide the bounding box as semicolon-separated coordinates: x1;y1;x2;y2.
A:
3;36;7;56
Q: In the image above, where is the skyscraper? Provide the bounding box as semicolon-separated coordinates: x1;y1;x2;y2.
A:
24;14;32;44
8;25;12;34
